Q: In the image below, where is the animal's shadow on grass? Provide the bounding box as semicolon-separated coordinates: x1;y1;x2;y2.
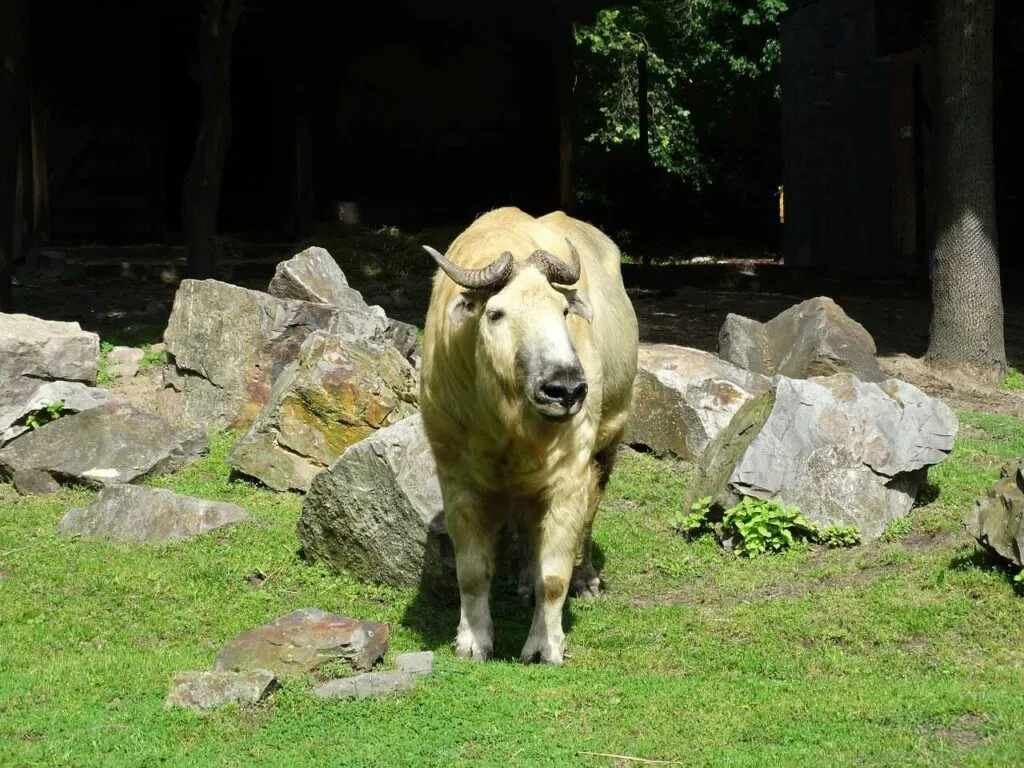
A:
948;545;1024;595
400;539;605;662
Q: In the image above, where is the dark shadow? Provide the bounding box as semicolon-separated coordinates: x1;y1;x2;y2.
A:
947;545;1024;595
912;480;941;509
400;524;596;662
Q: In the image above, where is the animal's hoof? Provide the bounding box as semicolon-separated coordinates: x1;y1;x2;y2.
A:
520;634;566;666
570;564;602;599
454;633;493;662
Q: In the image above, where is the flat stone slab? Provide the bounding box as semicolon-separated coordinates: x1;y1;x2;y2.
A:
313;671;415;700
165;669;278;711
1;378;122;447
0;401;208;493
214;608;389;676
0;312;100;383
395;651;434;677
57;485;248;543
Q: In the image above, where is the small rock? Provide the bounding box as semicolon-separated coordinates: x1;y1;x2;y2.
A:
718;297;884;382
0;313;100;383
964;460;1024;569
57;485;248;543
313;671;414;700
144;299;167;317
214;608;389;676
625;344;772;460
395;651;434;677
0;401;208;493
1;378;123;447
107;346;144;379
296;414;454;590
12;468;61;495
165;669;277;711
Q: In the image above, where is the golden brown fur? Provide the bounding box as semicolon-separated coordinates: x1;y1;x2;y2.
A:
420;206;638;665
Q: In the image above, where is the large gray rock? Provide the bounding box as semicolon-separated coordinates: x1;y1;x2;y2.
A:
229;331;419;492
0;313;100;383
688;374;958;541
296;414;454;590
162;279;392;430
165;670;277;711
718;297;885;382
626;344;772;460
395;651;434;677
314;671;415;701
58;485;248;543
214;608;389;676
0;401;208;493
964;461;1024;568
1;378;122;446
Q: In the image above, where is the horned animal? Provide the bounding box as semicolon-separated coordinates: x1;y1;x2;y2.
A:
420;206;638;665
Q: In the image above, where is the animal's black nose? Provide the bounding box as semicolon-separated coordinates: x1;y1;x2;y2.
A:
540;369;588;406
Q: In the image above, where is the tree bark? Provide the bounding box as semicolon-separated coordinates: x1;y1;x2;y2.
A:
182;0;244;279
0;0;31;312
926;0;1005;380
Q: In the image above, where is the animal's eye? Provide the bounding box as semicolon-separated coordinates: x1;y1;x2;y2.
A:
563;306;570;317
486;309;505;323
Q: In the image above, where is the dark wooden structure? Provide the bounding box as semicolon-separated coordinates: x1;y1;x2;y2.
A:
780;0;1020;278
6;0;602;255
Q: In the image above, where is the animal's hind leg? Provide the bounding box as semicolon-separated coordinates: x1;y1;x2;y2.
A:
570;444;618;599
445;483;502;662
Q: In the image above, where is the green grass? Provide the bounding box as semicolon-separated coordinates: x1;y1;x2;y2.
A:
3;418;1024;767
1002;367;1024;391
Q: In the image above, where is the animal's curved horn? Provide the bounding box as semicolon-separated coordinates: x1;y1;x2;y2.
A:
527;239;581;285
422;245;515;290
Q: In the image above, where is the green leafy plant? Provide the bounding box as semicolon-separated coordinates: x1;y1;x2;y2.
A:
673;495;713;536
674;495;861;556
818;523;862;549
24;400;66;430
139;344;166;372
723;496;817;557
97;341;116;384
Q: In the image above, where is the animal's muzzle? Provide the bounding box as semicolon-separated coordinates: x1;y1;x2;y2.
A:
532;365;588;421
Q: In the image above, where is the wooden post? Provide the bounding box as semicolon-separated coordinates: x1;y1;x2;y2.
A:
182;0;244;279
556;11;575;213
637;46;651;274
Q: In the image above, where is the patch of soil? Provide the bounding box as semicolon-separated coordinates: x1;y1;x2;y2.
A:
101;366;180;423
927;713;990;749
879;354;1024;418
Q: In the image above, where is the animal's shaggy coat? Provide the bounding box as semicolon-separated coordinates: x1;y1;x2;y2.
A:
420;206;638;664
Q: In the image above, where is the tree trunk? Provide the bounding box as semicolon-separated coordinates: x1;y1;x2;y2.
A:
637;47;651;274
182;0;244;280
926;0;1004;380
0;0;31;312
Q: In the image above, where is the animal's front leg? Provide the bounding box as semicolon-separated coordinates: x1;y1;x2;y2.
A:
444;483;501;662
521;476;592;665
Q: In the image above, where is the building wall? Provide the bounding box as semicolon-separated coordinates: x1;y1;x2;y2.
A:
780;0;919;276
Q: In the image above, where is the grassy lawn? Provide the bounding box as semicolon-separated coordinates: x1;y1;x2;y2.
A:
2;415;1024;768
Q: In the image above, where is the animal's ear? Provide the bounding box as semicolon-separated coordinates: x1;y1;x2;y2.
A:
566;289;593;324
446;292;482;328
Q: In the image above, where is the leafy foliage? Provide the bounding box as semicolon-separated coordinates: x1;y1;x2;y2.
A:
676;494;860;556
24;400;66;431
574;0;789;186
723;496;816;557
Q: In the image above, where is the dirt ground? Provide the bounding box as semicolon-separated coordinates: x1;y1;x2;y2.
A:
11;256;1024;419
